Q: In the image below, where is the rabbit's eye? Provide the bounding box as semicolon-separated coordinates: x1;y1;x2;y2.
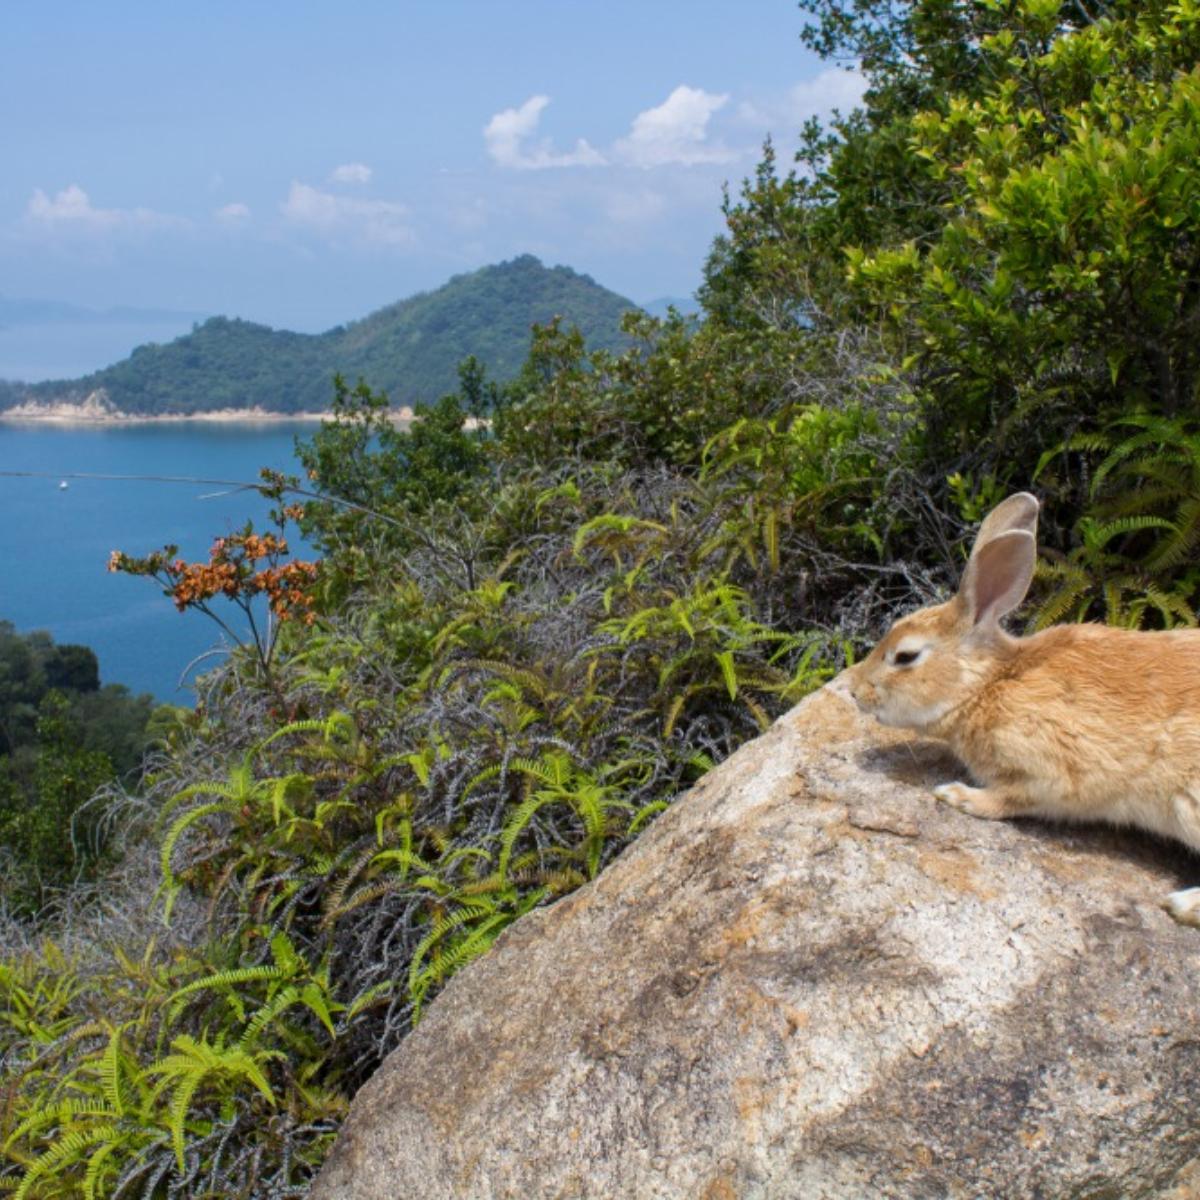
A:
893;649;921;667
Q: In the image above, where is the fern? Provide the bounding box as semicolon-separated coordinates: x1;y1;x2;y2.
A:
14;1122;123;1200
150;1034;278;1170
1030;416;1200;626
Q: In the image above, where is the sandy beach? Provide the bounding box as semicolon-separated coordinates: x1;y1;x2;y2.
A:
0;393;416;426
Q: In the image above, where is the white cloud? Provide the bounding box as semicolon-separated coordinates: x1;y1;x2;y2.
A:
28;184;118;229
614;86;733;168
214;202;251;223
481;76;860;178
483;96;606;170
738;67;868;131
330;162;373;185
281;181;414;246
484;87;735;172
26;184;184;233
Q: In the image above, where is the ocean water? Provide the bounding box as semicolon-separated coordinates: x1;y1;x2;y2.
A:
0;422;321;702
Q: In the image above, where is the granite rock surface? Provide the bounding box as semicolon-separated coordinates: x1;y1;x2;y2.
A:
311;681;1200;1199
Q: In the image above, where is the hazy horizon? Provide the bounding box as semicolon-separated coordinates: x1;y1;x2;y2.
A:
4;2;864;333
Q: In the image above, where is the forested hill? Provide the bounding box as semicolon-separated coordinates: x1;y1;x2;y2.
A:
7;256;636;414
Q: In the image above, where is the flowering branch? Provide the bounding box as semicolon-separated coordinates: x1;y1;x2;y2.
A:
109;473;320;689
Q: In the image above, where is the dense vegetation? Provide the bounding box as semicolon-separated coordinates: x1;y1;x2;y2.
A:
4;1;1200;1194
0;624;155;912
5;257;635;415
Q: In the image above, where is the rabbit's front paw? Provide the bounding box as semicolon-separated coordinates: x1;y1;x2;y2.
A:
1163;887;1200;928
933;782;1017;820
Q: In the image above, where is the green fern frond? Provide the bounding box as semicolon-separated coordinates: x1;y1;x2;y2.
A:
257;717;329;752
1146;496;1200;571
1084;514;1174;551
99;1026;128;1117
662;692;687;737
456;658;552;700
150;1034;278;1169
495;798;554;880
370;845;436;878
238;986;302;1050
406;909;476;1005
344;980;396;1020
628;800;669;835
4;1101;120;1149
713;650;739;700
1033;431;1110;481
409;913;510;1010
82;1136;123;1200
1139;584;1198;627
166;1071;205;1172
159;800;228;892
166;964;285;1022
14;1123;122;1200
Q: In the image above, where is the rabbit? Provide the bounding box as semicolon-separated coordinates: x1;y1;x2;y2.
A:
835;491;1200;927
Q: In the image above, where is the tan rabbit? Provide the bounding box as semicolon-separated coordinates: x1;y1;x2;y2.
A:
837;491;1200;927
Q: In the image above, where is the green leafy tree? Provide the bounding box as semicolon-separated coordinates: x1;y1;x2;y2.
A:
842;1;1200;461
297;373;487;534
0;624;44;754
0;692;115;909
702;0;1200;621
42;643;100;693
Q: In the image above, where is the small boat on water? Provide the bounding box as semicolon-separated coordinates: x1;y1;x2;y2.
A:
59;480;68;490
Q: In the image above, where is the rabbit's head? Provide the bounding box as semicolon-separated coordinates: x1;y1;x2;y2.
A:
842;493;1039;731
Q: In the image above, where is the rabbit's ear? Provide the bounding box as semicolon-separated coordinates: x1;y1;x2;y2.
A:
959;529;1036;628
971;492;1039;555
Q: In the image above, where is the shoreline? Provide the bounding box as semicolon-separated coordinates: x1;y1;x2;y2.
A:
0;402;416;427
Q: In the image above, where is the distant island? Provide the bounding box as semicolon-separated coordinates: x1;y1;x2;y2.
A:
0;256;638;419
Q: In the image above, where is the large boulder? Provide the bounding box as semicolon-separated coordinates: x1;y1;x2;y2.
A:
311;682;1200;1199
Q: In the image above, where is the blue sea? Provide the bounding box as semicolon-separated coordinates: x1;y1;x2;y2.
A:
0;422;321;702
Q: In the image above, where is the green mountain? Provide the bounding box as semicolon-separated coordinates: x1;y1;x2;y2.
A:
8;256;637;414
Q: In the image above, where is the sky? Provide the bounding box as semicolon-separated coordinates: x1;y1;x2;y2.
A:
2;1;864;334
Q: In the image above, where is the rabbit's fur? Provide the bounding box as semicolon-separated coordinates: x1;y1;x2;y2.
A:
838;492;1200;926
